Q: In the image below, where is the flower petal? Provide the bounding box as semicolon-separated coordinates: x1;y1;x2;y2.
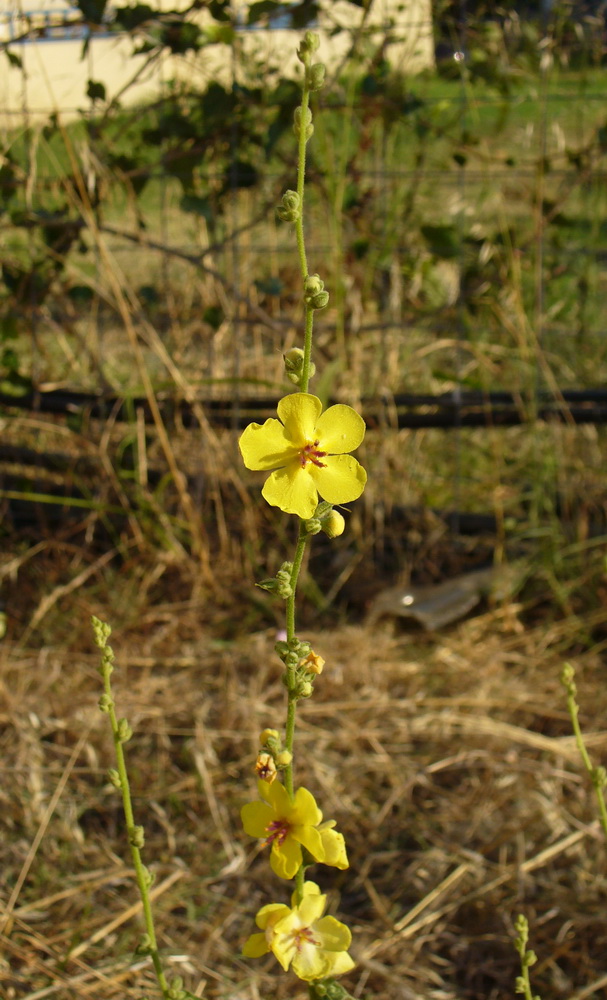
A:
319;826;349;869
291;942;332;981
315;915;352;952
310;454;367;505
263;778;291;812
270;836;302;879
242;932;270;957
239;418;297;471
241;800;275;838
262;464;319;519
291;786;323;827
277;393;322;446
255;903;291;930
316;404;365;454
326;950;356;976
291;824;325;862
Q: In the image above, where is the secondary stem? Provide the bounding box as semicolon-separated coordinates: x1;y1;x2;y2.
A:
101;655;170;999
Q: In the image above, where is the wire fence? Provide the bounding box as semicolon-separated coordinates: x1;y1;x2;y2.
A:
1;3;607;546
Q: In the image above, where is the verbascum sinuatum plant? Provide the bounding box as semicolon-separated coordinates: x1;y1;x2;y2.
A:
238;32;365;1000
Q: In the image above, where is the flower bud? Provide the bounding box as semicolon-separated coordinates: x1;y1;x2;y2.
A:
117;718;133;743
260;728;280;745
107;768;121;789
129;824;145;848
276;749;292;767
310;290;329;310
277;189;301;222
293;106;314;139
135;933;153;956
300;681;313;697
307;62;326;91
285;651;300;668
322;510;345;538
98;693;113;713
305;517;322;535
255;751;277;783
304;273;323;296
297;31;319;63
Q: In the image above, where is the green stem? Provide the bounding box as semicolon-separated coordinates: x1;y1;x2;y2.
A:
283;527;308;800
295;88;310;280
565;678;607;840
98;633;170;999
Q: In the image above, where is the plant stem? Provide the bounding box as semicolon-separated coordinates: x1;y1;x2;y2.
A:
283;526;309;799
563;663;607;841
96;625;170;999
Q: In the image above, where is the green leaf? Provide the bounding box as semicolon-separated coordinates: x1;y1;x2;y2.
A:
247;0;282;24
113;3;154;31
180;194;211;219
86;79;106;102
5;49;22;70
76;0;108;24
421;224;460;260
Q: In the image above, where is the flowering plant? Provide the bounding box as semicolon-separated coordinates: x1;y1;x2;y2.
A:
237;31;364;997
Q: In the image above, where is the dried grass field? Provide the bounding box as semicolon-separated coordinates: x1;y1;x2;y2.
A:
2;553;607;999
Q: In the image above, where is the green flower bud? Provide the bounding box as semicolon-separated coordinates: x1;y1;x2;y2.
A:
142;865;155;887
117;718;133;743
135;933;153;956
293;106;314;139
91;616;111;648
310;290;329;310
275;640;289;659
276;581;293;599
277;190;300;222
129;825;145;848
107;768;121;789
284;651;300;668
593;765;607;788
304;273;324;296
305;517;322;535
307;62;326;91
299;680;313;697
98;693;113;713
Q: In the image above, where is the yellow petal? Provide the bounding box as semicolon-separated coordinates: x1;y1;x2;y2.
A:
242;932;270;957
291;946;332;982
241;800;275;838
263;777;290;812
315;404;365;453
326;950;356;976
310;455;367;505
291;786;323;826
315;914;352;952
255;903;291;930
270;836;302;879
277;393;322;446
319;827;349;869
262;464;319;519
239;418;297;471
291;824;325;862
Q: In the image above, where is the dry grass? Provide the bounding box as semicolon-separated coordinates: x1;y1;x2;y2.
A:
2;564;607;1000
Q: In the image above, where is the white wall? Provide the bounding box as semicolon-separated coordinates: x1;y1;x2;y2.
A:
0;0;434;125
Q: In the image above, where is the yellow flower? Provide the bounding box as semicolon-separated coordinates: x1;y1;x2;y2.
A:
240;780;348;879
239;393;366;519
243;882;355;982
